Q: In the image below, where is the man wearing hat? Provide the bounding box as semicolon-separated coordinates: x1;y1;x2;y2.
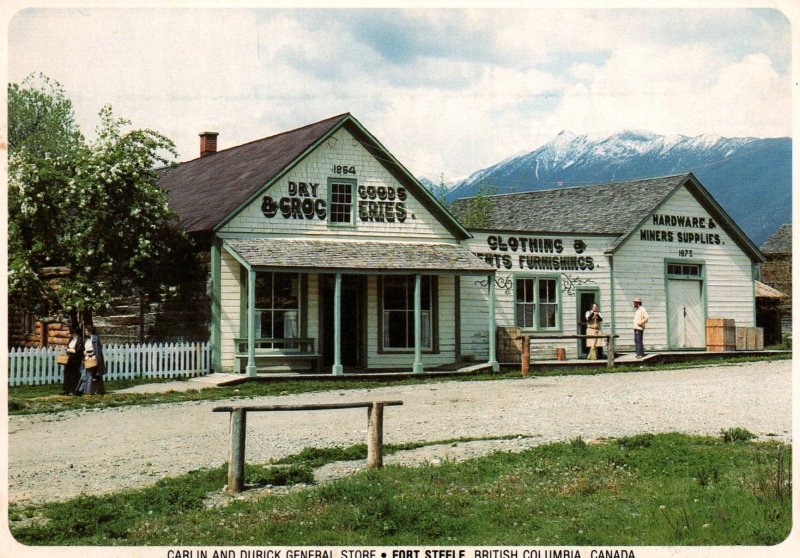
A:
633;297;649;358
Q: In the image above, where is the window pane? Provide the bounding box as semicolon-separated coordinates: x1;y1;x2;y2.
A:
255;274;272;308
421;276;432;311
517;278;535;303
539;279;556;303
274;273;299;309
420;311;431;348
539;304;557;328
384;276;407;309
384;310;409;347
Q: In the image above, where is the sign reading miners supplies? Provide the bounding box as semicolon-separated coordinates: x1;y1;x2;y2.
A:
473;235;596;271
639;213;722;245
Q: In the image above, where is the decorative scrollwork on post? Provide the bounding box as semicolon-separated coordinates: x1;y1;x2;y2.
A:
474;275;514;295
561;273;596;296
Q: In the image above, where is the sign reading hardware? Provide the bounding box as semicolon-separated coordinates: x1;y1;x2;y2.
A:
639;213;722;245
474;235;595;271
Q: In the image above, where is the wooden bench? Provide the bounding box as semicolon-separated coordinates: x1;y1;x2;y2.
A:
234;337;321;373
518;334;620;374
213;400;404;493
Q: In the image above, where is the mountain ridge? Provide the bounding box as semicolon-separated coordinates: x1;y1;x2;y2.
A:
436;130;790;246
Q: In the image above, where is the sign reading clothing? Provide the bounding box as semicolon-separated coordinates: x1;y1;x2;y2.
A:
474;235;595;271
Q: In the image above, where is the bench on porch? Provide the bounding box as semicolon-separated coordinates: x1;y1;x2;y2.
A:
234;337;321;373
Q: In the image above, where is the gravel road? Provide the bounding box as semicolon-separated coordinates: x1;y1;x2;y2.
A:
7;360;792;505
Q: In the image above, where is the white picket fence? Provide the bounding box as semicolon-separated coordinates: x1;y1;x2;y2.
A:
7;341;211;386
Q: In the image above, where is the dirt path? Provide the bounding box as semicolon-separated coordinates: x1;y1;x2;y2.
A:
7;360;792;505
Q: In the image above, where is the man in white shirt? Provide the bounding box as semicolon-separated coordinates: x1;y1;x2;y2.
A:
633;297;649;358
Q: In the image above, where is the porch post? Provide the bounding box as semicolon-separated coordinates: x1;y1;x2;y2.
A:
412;273;424;373
488;275;499;371
246;267;257;377
332;273;344;376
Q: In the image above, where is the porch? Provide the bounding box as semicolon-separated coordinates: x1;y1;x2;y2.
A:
218;238;498;376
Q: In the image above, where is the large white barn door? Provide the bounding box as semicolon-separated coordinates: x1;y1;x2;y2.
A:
668;279;704;349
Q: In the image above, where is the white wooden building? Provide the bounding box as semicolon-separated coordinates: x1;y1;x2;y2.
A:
161;115;764;373
450;174;765;360
160;114;498;374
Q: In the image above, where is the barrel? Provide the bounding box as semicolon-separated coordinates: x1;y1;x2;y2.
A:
706;318;736;352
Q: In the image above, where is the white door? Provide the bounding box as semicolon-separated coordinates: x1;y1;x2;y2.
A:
667;279;704;349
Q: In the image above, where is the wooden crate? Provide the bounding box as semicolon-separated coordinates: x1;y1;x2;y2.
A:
736;327;764;351
706;318;736;352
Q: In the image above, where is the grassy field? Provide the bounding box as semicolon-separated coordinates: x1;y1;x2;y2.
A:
7;353;790;416
8;431;791;546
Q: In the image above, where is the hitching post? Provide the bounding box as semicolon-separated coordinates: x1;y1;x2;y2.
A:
607;335;615;369
228;409;247;493
521;335;530;376
366;402;385;468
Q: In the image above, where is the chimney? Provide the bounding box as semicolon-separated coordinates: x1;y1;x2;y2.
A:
199;131;219;157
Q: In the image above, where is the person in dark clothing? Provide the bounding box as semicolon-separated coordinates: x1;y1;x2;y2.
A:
76;324;106;395
61;325;84;395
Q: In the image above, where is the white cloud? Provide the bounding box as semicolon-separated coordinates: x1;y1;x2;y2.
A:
6;6;791;179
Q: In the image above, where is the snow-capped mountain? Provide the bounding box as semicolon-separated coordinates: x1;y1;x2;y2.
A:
440;130;790;246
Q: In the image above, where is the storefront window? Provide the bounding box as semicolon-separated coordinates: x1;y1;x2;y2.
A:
255;272;300;345
382;275;432;349
515;276;559;330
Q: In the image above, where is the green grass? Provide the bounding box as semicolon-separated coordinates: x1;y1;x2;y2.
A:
9;432;791;546
8;353;790;416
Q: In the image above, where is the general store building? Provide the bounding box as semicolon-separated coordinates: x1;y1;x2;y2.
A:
450;174;765;361
160;114;498;375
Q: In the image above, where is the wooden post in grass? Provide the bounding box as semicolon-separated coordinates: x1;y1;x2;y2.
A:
521;335;530;377
214;400;403;494
367;402;385;469
228;408;246;493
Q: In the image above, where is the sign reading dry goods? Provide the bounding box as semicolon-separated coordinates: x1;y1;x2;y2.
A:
262;181;326;220
357;185;408;223
474;235;595;271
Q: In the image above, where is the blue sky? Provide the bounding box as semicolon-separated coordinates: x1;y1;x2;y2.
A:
5;3;793;181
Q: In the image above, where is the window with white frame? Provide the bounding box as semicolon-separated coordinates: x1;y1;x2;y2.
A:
382;275;432;349
515;278;535;328
515;276;559;330
254;272;300;345
538;278;558;328
329;180;354;224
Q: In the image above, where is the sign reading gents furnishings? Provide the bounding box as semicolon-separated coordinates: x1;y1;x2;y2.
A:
473;235;595;270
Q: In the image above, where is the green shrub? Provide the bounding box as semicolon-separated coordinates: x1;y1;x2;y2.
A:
617;433;654;449
721;427;755;443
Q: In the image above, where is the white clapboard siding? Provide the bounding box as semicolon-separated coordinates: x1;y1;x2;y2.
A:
7;341;210;386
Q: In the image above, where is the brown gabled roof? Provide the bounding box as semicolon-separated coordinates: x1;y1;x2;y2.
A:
761;223;791;255
160;113;349;232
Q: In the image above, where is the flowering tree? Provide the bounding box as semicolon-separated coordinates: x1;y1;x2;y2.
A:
8;74;193;327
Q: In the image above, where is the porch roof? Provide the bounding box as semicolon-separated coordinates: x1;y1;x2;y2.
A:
223;238;495;274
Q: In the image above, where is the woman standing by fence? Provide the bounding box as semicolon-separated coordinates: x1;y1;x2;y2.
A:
76;324;106;395
61;325;84;395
